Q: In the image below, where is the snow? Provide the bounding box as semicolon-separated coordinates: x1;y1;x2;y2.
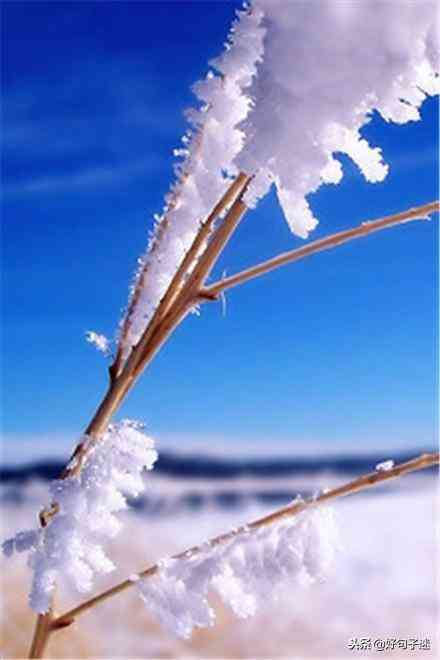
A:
85;331;110;355
376;460;395;472
118;6;265;365
2;420;157;613
117;1;438;366
136;505;338;639
1;470;437;658
238;0;439;235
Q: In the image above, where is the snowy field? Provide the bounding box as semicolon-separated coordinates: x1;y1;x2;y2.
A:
1;468;437;659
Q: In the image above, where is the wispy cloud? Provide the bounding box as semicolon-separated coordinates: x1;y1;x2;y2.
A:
3;56;183;198
3;156;161;198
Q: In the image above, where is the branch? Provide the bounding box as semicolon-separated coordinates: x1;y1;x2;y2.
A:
29;612;54;659
200;201;439;299
57;175;249;482
112;173;250;379
52;451;439;629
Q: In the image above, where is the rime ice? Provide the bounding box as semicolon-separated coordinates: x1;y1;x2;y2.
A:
85;331;110;355
136;505;339;639
117;0;438;365
238;0;439;236
376;460;395;472
118;7;265;365
2;420;157;613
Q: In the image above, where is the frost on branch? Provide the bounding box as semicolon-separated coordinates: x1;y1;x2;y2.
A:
2;420;157;613
239;0;439;236
117;6;265;365
376;460;395;472
136;505;338;639
117;1;438;366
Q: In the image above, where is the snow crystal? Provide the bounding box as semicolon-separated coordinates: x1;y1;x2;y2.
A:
117;1;438;367
85;331;110;355
2;420;157;613
238;0;439;234
376;460;395;472
136;505;339;639
118;6;265;366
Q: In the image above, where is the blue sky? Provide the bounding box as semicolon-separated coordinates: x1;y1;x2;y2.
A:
2;1;438;463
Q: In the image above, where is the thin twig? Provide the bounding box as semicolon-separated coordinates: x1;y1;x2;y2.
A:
130;189;250;380
200;201;439;299
59;175;250;480
113;173;250;378
29;611;54;659
53;451;438;628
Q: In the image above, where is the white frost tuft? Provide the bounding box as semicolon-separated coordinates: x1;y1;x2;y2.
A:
238;0;439;235
2;420;157;613
85;331;110;355
136;505;339;639
118;6;265;365
376;460;395;472
117;1;438;368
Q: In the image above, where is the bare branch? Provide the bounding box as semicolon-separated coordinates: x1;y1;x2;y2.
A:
200;201;439;299
53;451;439;629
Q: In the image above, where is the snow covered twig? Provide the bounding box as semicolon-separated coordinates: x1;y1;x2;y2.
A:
52;451;438;632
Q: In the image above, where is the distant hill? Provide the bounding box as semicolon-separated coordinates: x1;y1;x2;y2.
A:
0;448;436;483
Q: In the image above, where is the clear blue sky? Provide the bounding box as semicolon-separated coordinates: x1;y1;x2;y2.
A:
2;1;438;462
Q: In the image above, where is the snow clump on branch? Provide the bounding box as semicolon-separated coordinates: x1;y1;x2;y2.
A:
118;6;265;362
2;420;157;613
136;504;338;639
117;1;438;366
239;0;440;236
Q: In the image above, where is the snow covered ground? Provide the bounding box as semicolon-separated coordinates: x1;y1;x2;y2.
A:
1;469;437;659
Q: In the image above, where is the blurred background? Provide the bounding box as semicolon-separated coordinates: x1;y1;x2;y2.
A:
1;1;438;658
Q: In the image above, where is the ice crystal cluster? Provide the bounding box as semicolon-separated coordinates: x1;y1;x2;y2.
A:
136;505;338;639
85;330;110;355
238;0;439;237
117;0;438;364
119;6;265;363
2;420;157;613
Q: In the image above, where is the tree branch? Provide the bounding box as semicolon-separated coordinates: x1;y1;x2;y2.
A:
52;451;439;629
200;201;439;299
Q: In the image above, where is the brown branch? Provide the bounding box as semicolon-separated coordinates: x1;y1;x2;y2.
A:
52;451;438;629
59;175;250;481
200;201;439;299
28;611;54;659
113;173;250;378
130;187;250;381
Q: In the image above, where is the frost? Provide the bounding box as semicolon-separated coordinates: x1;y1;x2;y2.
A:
116;1;438;367
3;420;157;613
376;460;395;472
237;0;439;234
118;6;265;365
136;505;339;639
85;331;110;355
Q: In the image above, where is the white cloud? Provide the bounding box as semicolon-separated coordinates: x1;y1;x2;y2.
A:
3;156;160;198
